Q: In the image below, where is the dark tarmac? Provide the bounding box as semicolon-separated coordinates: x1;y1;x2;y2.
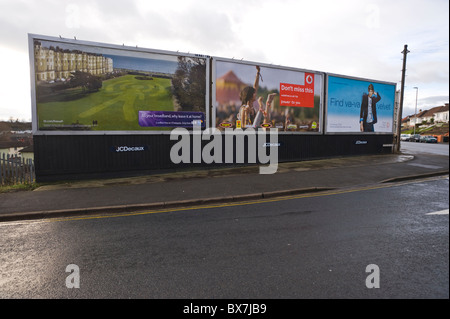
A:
0;150;448;222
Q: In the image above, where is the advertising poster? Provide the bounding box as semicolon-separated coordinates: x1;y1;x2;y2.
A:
31;35;207;133
326;75;396;134
214;59;323;133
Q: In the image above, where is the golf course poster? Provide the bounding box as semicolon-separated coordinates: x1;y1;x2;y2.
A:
30;35;208;133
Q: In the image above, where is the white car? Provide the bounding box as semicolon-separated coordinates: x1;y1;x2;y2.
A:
400;134;411;141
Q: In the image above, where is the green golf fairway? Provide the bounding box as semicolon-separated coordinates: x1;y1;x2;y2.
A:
37;75;174;131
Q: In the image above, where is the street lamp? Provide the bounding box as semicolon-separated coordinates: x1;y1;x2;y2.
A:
413;87;418;136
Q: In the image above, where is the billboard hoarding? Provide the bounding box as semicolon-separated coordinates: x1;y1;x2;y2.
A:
212;58;323;134
29;34;209;135
325;74;396;134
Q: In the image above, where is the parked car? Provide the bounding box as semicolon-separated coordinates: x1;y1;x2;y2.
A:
420;135;437;143
409;134;421;142
400;134;411;141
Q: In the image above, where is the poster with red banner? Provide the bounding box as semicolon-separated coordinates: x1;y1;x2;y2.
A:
213;58;323;133
280;73;315;108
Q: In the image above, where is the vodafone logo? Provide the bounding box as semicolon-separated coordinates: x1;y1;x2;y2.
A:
306;74;313;85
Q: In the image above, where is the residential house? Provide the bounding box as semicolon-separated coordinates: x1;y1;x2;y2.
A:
0;142;26;158
421;107;440;124
434;103;449;123
409;109;428;127
407;104;449;127
19;145;34;162
0;134;33;160
401;115;413;129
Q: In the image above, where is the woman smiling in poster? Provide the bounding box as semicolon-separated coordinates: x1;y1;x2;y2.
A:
360;83;381;132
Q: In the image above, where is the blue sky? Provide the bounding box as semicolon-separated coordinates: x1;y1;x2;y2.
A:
0;0;448;121
216;60;323;92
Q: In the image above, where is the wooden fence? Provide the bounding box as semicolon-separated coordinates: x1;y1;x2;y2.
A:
0;153;35;185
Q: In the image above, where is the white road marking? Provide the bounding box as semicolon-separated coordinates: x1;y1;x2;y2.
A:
407;163;443;169
426;209;449;215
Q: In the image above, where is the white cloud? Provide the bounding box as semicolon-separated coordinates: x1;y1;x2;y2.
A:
0;46;31;121
0;0;447;121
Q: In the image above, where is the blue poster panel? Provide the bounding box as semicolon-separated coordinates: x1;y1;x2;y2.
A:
326;75;396;134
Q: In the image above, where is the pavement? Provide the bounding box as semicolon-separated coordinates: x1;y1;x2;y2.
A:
0;150;448;222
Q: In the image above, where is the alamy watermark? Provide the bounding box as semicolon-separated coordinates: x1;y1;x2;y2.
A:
365;264;380;289
365;4;380;29
66;264;80;288
170;125;279;174
65;4;80;29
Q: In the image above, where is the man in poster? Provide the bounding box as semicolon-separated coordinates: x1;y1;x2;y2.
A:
359;84;381;132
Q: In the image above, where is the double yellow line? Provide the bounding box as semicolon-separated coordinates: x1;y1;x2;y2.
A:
42;174;447;223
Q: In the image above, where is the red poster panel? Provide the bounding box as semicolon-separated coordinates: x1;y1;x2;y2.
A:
280;73;315;107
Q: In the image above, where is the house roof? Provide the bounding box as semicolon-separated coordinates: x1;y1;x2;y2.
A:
423;107;440;117
401;115;412;123
416;110;428;118
0;140;32;149
434;104;449;113
19;145;34;153
417;105;449;118
409;104;448;118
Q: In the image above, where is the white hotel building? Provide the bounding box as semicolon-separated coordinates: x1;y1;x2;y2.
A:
34;40;113;82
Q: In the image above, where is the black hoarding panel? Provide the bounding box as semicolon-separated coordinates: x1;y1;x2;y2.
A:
34;134;393;182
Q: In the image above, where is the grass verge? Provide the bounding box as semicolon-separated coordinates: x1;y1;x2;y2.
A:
0;183;40;193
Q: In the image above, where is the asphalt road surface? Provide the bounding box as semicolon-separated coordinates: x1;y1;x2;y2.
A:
400;140;449;156
1;175;448;301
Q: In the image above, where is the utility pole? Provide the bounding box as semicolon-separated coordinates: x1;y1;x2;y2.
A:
397;44;409;152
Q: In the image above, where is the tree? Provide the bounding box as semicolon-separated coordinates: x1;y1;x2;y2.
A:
87;76;102;92
171;57;206;112
69;71;102;92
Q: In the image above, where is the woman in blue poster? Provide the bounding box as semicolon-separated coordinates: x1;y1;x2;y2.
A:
359;83;381;132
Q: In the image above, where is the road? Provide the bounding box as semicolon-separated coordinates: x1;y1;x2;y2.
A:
400;140;449;156
0;175;448;300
